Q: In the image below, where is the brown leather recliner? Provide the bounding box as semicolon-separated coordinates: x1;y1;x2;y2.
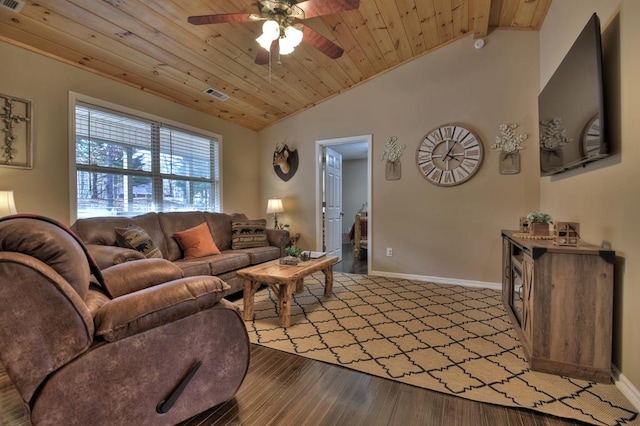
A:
0;216;250;425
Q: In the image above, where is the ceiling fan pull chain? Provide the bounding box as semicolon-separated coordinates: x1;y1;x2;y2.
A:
269;49;272;84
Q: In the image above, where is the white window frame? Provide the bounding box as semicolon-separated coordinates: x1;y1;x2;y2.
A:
68;92;223;222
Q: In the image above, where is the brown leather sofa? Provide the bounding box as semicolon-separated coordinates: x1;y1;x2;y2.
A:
71;211;290;295
0;216;250;425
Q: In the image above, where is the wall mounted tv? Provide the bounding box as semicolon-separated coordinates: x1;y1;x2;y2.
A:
538;13;608;176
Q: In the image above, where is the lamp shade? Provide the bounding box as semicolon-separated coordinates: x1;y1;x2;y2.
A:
0;191;17;217
279;26;303;55
266;198;284;214
257;20;280;50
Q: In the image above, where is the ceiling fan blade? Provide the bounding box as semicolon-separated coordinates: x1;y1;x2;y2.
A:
187;13;261;25
255;39;279;65
302;26;344;59
295;0;360;19
255;48;270;65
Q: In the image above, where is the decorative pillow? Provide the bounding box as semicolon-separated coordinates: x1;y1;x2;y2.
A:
231;219;269;249
115;225;163;259
173;222;220;260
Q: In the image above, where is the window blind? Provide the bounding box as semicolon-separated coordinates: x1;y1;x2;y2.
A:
74;102;220;218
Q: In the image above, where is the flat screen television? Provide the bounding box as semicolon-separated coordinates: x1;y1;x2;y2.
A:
538;13;608;176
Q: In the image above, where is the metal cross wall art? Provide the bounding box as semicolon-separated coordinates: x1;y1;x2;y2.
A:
1;93;32;169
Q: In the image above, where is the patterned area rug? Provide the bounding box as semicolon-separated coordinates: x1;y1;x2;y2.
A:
240;272;638;426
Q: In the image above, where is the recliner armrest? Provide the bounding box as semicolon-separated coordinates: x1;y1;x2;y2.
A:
94;275;230;342
100;258;183;298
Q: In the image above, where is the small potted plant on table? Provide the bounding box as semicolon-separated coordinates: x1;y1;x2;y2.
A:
280;245;302;265
526;212;553;236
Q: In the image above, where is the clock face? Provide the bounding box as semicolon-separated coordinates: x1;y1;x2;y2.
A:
416;123;484;186
581;115;600;158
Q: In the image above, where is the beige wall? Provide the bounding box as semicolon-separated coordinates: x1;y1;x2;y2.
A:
540;0;640;392
259;30;541;284
0;41;261;224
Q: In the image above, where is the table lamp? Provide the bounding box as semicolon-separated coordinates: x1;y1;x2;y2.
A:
266;198;284;229
0;190;17;217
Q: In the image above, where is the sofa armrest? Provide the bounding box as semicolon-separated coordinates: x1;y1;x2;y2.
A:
100;258;183;298
86;243;145;269
94;276;230;342
266;229;290;256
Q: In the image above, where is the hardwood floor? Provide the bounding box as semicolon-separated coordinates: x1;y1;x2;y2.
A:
0;345;582;426
180;345;583;426
0;338;584;426
334;242;368;274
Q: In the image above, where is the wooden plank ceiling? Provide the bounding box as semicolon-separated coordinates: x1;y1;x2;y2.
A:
0;0;551;131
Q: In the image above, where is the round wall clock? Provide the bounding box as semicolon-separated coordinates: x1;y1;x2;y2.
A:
416;123;484;186
581;114;600;158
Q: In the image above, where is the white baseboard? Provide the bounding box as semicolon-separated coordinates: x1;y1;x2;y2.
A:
368;270;501;291
368;270;640;412
612;365;640;411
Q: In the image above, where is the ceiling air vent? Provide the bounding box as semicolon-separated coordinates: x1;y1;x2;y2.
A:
203;87;230;101
1;0;25;13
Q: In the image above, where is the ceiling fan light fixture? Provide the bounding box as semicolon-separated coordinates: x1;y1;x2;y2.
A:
279;38;295;55
284;25;303;47
262;20;280;38
257;20;280;50
279;25;303;55
257;32;275;50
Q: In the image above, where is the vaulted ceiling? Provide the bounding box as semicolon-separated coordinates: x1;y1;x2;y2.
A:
0;0;551;131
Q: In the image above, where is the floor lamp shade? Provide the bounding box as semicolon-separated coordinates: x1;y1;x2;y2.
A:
0;191;17;216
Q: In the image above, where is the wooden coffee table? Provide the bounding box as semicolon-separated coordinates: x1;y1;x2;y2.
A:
239;256;338;327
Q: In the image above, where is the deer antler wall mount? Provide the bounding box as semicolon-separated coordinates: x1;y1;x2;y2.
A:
273;143;298;181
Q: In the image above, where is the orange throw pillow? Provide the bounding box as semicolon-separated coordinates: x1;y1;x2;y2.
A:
173;222;220;260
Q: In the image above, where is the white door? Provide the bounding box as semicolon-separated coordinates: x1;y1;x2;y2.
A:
324;147;343;260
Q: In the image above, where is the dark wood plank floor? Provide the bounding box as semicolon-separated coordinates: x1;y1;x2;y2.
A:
334;242;367;274
180;344;583;426
0;337;584;426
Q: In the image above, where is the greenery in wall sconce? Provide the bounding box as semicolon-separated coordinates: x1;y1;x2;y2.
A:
381;136;406;181
492;123;528;175
539;118;571;151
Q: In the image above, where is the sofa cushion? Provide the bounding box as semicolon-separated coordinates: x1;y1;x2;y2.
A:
231;219;269;249
173;222;221;260
173;259;211;277
158;212;208;261
203;212;235;251
207;252;251;275
236;246;281;264
72;213;162;248
115;225;163;259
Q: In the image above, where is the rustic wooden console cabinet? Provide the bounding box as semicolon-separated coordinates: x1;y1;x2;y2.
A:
501;230;614;382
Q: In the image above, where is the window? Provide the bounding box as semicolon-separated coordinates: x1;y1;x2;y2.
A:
72;98;221;219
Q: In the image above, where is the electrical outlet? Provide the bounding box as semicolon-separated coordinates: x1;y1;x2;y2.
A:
386;247;393;257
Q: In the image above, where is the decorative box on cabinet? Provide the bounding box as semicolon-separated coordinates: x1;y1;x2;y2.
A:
501;230;614;382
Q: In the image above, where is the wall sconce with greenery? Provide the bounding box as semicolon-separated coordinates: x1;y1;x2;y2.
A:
491;123;528;174
380;136;405;180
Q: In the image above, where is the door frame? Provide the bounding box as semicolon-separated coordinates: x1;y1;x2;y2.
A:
315;135;372;271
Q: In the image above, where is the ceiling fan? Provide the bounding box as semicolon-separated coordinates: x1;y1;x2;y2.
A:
187;0;360;64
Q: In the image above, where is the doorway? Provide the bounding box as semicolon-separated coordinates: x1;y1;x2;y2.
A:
315;135;372;274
